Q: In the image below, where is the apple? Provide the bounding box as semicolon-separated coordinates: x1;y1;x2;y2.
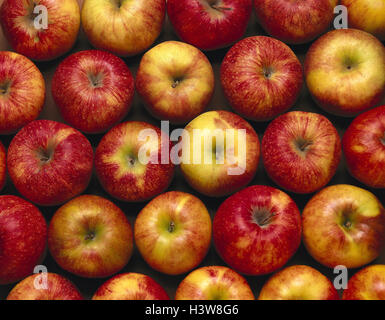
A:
81;0;165;57
95;121;174;202
220;36;303;122
0;51;45;134
343;105;385;188
180;110;260;197
262;111;341;194
254;0;338;44
258;265;339;300
343;265;385;300
305;29;385;117
175;266;254;300
213;185;301;275
6;273;83;300
48;195;133;278
342;0;385;41
52;50;135;134
7;120;93;206
92;273;169;300
0;195;47;285
0;140;5;191
136;41;214;124
134;191;212;275
302;184;385;269
167;0;252;51
0;0;80;61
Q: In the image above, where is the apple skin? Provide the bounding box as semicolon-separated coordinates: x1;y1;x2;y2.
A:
262;111;341;194
213;185;301;276
342;105;385;188
175;266;254;300
136;41;214;124
135;191;212;275
95;121;174;202
52;50;135;134
305;29;385;117
7;120;93;206
342;0;385;41
258;265;339;300
343;265;385;300
254;0;338;44
0;51;45;134
0;195;47;285
302;184;385;269
0;0;80;61
92;273;169;300
6;273;83;300
81;0;165;57
0;140;5;191
180;110;260;197
220;36;303;122
167;0;252;51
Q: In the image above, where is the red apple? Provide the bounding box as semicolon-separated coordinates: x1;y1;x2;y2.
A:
220;36;303;122
0;51;45;134
343;105;385;188
0;195;47;285
305;29;385;117
134;191;212;275
136;41;214;124
258;265;339;300
95;121;174;202
81;0;166;57
302;184;385;269
167;0;252;51
7;120;93;206
48;195;133;278
175;266;254;300
92;273;169;300
213;185;302;275
6;273;83;300
254;0;338;44
0;0;80;61
0;140;5;191
52;50;135;134
262;111;341;194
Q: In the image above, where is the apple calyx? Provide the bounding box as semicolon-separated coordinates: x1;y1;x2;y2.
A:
295;137;313;153
112;0;124;9
84;231;96;241
381;135;385;147
251;207;275;227
340;208;355;230
0;81;11;96
171;77;184;89
37;147;54;165
262;66;274;79
168;221;176;233
88;73;104;88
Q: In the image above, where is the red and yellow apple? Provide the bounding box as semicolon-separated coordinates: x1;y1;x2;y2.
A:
303;184;385;269
0;140;5;191
221;36;303;122
52;49;135;134
136;41;214;124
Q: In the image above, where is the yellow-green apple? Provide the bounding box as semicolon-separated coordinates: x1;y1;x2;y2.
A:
167;0;252;51
258;265;339;300
343;265;385;300
343;105;385;188
213;185;301;275
0;0;80;61
254;0;338;44
95;121;174;202
52;50;134;134
0;195;47;285
81;0;165;57
0;51;45;134
175;266;254;300
136;41;214;124
220;36;303;122
342;0;385;41
92;273;169;300
305;29;385;117
134;191;212;275
48;195;133;278
6;273;83;300
180;110;260;197
7;120;93;206
0;140;5;191
262;111;341;194
302;184;385;269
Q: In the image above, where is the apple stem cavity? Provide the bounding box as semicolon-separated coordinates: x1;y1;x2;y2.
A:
38;147;53;164
168;221;176;233
0;81;11;95
252;208;275;227
262;66;274;79
88;73;103;88
295;138;313;153
84;231;96;241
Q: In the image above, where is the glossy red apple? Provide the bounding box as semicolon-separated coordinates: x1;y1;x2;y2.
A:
0;140;5;191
